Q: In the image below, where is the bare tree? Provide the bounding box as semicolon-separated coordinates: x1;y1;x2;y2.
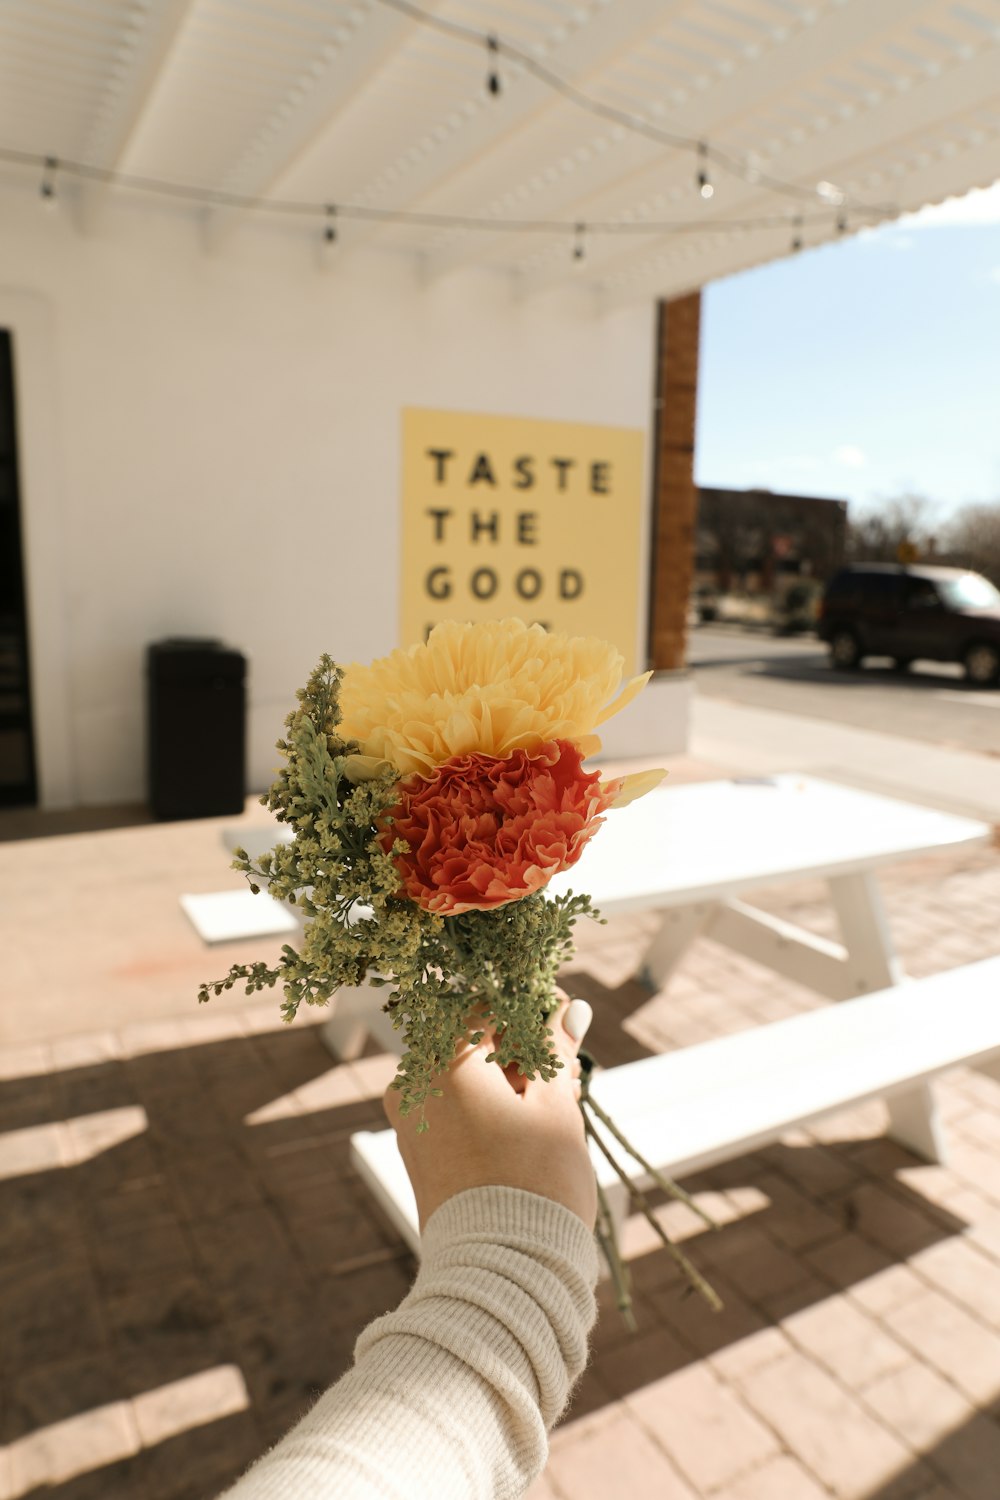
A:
845;494;939;563
938;502;1000;587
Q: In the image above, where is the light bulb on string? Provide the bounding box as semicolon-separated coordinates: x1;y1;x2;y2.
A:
486;35;501;97
696;142;713;200
836;212;848;235
40;156;58;210
790;215;803;252
572;222;585;268
320;204;338;267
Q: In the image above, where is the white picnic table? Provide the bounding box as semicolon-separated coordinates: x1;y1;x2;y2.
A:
548;773;989;1004
349;777;995;1248
213;777;990;1122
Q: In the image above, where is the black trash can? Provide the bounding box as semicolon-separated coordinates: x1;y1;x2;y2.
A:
147;638;246;819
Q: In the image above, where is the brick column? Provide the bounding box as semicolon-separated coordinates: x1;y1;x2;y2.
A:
648;292;701;671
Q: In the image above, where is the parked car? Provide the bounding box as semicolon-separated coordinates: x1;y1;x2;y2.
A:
817;564;1000;685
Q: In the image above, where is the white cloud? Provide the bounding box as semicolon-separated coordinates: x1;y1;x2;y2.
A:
899;179;1000;230
834;445;867;469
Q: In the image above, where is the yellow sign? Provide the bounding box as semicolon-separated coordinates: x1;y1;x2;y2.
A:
400;408;646;673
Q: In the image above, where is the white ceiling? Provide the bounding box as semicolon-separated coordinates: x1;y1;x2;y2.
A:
3;0;999;303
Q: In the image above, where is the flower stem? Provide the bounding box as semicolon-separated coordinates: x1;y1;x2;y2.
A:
581;1089;717;1231
581;1105;723;1313
594;1179;637;1332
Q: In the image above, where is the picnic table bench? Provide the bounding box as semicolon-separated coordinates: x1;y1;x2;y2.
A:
350;954;1000;1257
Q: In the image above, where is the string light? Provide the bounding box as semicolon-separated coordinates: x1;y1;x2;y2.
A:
572;222;585;266
323;204;338;245
486;35;500;97
836;211;848;235
40;155;58;209
790;215;804;252
0;146;889;241
696;142;714;200
369;0;892;218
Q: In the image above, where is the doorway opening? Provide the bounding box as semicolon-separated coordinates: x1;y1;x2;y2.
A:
0;330;38;807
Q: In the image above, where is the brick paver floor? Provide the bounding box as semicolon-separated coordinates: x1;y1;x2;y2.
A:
1;781;999;1500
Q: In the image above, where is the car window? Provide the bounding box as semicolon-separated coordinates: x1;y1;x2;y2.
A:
904;578;940;608
938;573;1000;610
857;574;903;605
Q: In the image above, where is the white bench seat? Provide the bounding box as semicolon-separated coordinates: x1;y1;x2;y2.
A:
350;955;1000;1258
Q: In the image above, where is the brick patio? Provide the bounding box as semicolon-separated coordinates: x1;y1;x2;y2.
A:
1;778;999;1500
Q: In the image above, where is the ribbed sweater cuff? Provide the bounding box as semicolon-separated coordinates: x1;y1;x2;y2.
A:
422;1186;600;1281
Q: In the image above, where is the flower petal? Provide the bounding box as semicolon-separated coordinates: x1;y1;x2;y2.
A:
341;753;394;781
592;671;653;729
339;619;652;778
602;767;666;808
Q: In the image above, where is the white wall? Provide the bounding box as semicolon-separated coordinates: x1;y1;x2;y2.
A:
0;188;682;808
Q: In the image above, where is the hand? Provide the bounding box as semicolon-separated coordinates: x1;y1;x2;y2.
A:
383;994;597;1231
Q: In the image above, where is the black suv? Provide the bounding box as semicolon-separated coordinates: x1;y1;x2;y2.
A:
818;564;1000;685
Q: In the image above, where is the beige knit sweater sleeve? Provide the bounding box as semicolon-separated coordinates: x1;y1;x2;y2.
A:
219;1186;599;1500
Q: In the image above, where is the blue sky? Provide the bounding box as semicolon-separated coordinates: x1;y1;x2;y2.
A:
695;182;1000;523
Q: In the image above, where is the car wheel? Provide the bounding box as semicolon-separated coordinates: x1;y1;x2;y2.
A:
963;642;1000;686
830;629;863;670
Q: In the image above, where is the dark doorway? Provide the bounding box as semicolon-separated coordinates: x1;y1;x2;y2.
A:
0;330;37;807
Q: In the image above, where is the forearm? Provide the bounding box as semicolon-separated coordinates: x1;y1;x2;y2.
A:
219;1187;599;1500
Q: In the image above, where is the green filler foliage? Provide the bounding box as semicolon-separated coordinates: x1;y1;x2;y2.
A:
198;654;601;1123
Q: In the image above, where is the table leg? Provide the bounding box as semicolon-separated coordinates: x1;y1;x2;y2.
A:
320;981;402;1062
830;870;947;1165
639;903;716;991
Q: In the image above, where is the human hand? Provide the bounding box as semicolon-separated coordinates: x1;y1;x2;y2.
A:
383;994;596;1231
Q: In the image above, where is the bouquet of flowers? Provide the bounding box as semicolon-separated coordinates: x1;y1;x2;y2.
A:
200;618;718;1319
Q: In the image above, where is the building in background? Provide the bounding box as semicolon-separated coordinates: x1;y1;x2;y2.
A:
694;487;849;628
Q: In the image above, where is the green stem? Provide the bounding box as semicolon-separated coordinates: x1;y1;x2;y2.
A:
594;1178;636;1332
582;1107;722;1313
581;1089;717;1232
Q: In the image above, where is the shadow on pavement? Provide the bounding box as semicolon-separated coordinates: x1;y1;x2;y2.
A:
0;1023;980;1499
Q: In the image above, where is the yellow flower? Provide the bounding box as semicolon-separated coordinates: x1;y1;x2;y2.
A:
339;618;662;805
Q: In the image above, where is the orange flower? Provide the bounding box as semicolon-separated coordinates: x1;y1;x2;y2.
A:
383;739;619;916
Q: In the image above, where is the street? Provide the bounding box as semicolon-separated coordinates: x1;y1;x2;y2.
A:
687;626;1000;758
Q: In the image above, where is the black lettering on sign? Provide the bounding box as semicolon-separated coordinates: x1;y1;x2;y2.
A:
427;449;454;483
591;462;610;495
515;568;543;601
468;453;497;486
516;512;538;545
470;567;499;600
425;567;452;600
470;510;499;542
513;456;535;490
559;569;584;600
426;508;452;541
550;457;575;491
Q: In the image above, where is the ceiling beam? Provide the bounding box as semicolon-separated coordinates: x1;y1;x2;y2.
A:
339;0;688;260
74;0;199;234
203;4;438;253
422;0;948;283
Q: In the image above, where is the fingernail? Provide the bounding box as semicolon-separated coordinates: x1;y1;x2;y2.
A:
564;999;593;1044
